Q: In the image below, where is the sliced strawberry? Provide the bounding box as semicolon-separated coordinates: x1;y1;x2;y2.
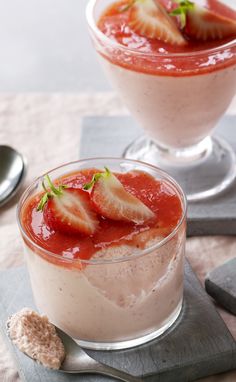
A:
37;176;99;236
84;168;155;224
185;3;236;41
44;188;99;236
157;0;176;13
207;0;236;20
128;0;187;45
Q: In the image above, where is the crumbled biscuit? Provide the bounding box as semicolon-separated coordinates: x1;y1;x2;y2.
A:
7;308;65;369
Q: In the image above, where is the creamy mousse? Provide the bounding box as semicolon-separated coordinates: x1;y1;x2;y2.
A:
19;166;185;348
95;0;236;149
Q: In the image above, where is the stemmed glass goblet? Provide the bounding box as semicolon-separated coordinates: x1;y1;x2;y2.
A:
87;0;236;201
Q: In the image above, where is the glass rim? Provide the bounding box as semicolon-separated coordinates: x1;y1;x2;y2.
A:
17;157;187;265
86;0;236;59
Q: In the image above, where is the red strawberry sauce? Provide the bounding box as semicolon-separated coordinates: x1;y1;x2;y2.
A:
96;0;236;75
21;169;183;263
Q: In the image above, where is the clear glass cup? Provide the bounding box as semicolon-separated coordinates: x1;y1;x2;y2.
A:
86;0;236;201
17;158;187;350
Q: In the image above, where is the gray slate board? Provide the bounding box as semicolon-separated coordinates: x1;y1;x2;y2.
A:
205;258;236;316
0;263;236;382
79;115;236;236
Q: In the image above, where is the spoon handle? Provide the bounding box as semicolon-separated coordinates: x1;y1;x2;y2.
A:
91;361;143;382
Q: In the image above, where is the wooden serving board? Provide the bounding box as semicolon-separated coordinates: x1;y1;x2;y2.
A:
79;115;236;236
0;263;236;382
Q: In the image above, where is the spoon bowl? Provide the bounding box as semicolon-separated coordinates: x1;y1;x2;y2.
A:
0;145;26;207
57;328;143;381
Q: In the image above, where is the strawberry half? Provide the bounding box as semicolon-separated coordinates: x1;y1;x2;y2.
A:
185;3;236;41
83;168;155;224
37;175;99;236
207;0;236;21
128;0;186;45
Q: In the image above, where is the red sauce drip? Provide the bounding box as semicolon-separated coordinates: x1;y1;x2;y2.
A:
97;0;236;75
21;169;183;266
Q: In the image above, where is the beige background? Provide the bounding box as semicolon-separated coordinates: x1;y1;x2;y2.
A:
0;93;236;381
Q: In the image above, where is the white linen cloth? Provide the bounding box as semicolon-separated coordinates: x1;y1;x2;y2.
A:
0;93;236;382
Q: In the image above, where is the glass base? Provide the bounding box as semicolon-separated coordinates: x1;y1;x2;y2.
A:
123;135;236;202
74;300;182;351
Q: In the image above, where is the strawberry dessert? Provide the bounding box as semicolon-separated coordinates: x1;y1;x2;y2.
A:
18;159;186;350
87;0;236;150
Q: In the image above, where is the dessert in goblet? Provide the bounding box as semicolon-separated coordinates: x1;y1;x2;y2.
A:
87;0;236;200
17;158;186;350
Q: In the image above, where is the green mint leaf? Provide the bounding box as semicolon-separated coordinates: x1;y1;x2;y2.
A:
179;12;186;29
104;167;111;176
45;175;62;196
83;173;102;190
170;8;184;15
58;185;67;193
174;0;194;5
83;167;111;190
37;175;66;211
37;192;51;211
169;0;194;29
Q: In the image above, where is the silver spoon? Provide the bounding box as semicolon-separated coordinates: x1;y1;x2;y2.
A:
57;328;143;381
0;145;26;207
8;321;143;381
